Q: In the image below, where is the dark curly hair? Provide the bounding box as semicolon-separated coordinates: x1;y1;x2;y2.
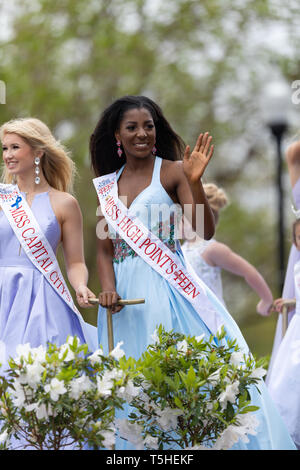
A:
90;95;186;176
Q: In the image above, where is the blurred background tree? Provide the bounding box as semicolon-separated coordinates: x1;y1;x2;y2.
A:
1;0;300;356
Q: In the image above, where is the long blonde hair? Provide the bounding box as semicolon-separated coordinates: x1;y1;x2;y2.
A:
203;183;228;213
0;118;75;193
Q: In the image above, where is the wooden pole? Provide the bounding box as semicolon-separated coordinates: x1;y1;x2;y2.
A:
106;308;114;353
88;297;145;352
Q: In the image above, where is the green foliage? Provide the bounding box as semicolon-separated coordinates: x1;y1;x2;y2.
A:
0;337;133;450
119;325;267;450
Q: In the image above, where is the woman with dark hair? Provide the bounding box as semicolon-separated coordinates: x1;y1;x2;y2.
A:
90;95;295;450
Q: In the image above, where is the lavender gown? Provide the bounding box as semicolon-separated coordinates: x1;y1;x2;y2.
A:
267;177;300;381
0;191;98;367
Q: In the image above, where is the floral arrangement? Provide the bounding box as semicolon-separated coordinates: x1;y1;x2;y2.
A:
0;326;267;450
0;337;133;450
116;325;267;450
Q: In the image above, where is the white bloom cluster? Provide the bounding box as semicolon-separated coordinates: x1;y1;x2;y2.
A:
45;378;67;401
177;339;188;354
96;368;124;397
186;413;259;451
109;341;125;360
69;375;92;400
117;380;140;403
116;419;145;450
218;380;240;410
0;430;8;445
155;407;184;431
88;348;104;365
213;413;259;450
116;419;159;450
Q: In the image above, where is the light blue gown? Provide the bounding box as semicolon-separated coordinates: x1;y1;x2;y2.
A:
97;157;295;450
0;191;98;367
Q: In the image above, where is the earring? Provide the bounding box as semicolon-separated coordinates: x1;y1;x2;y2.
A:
34;157;40;185
116;140;123;158
152;145;157;155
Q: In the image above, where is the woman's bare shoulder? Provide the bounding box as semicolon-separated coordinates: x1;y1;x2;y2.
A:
49;189;79;206
161;159;183;180
48;190;81;223
286;141;300;165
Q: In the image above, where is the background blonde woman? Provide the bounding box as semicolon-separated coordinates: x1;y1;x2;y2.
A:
0;118;97;364
182;183;273;316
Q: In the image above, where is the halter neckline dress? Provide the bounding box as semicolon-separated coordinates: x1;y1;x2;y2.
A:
0;191;97;366
97;157;295;450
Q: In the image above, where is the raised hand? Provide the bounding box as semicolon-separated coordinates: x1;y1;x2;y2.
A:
183;132;214;184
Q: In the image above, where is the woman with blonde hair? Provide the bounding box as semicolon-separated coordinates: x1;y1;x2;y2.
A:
0;117;97;364
182;182;273;316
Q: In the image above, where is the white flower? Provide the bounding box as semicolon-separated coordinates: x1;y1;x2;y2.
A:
218;380;240;410
0;430;8;444
37;403;54;420
58;343;75;362
88;348;104;365
69;375;92;399
230;351;245;367
213;424;242;450
207;368;221;385
236;412;259;437
66;336;79;346
156;407;184;431
118;380;140;403
31;345;47;363
177;339;188;354
213;413;259;450
104;368;123;382
249;367;266;380
18;362;45;388
150;329;160;344
110;341;125;360
96;375;114;397
25;402;38;413
45;378;67;401
15;343;32;363
116;419;144;449
101;428;115;449
14;343;46;366
217;324;225;336
10;381;27;407
144;434;159;449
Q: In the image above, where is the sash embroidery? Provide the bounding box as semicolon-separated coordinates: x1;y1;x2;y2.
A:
93;173;224;335
0;184;81;319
